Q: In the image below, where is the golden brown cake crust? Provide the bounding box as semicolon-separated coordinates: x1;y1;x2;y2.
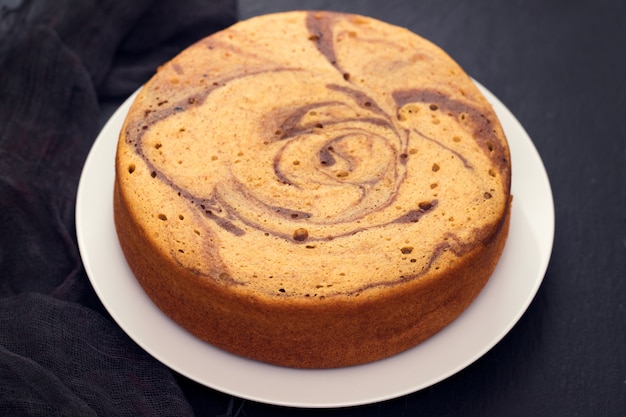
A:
114;10;512;368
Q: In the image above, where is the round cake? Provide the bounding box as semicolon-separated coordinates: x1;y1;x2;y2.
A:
113;11;512;368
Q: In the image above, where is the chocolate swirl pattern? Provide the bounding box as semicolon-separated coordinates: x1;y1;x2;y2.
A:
116;11;510;298
114;10;511;368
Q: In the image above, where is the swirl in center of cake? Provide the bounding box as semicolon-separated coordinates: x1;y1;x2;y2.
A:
189;70;414;243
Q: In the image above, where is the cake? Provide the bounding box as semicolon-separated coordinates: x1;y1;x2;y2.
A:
113;10;512;369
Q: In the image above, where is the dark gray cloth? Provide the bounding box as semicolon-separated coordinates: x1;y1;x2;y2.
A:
0;293;195;416
0;0;236;415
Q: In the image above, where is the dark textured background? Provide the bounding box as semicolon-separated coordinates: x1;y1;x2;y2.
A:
1;0;623;416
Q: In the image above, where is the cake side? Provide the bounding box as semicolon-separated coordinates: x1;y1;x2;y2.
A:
113;10;512;368
115;178;511;367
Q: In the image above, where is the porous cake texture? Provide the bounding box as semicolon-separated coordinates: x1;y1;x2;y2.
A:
114;11;512;368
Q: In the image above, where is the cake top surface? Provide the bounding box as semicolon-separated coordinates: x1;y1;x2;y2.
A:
116;11;511;301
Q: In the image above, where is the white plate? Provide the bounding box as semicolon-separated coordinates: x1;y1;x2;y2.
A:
76;80;554;408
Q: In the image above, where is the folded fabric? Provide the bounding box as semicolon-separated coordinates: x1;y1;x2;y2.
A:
0;0;236;414
0;293;196;416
